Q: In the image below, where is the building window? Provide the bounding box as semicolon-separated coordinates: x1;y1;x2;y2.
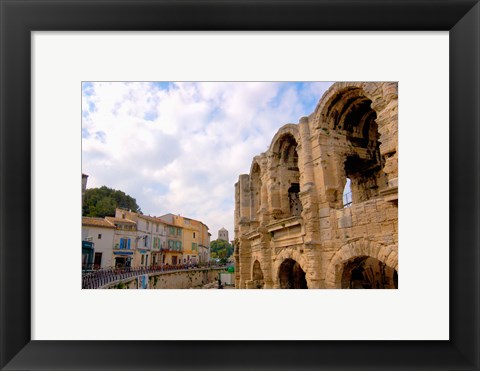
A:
193;232;196;239
146;221;149;230
98;234;102;239
141;255;144;265
176;228;182;236
156;224;159;232
120;238;130;249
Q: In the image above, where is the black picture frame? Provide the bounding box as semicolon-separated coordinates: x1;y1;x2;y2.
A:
1;1;479;370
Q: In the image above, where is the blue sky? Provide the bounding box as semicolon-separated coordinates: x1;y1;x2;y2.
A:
82;81;333;239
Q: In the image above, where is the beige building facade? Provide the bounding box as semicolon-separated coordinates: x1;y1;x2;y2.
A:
82;217;115;269
198;222;211;264
115;209;168;267
160;213;211;265
106;216;138;268
234;82;398;289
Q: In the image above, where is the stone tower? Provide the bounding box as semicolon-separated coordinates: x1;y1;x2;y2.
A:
218;227;229;242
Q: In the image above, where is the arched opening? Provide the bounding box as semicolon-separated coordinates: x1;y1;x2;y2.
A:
279;258;308;289
250;162;262;221
252;260;264;289
272;134;302;218
340;93;387;203
321;87;389;206
341;256;398;289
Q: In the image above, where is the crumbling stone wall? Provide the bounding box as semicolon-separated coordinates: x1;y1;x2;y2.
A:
234;82;398;289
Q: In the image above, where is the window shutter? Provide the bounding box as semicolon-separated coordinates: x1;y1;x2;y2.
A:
127;239;131;249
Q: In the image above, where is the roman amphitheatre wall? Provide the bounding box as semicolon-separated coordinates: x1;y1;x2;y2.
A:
234;82;398;289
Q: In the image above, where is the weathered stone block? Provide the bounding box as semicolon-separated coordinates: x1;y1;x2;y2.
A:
320;229;332;241
356;213;369;225
372;211;386;223
367;223;382;235
319;218;331;229
381;222;395;235
338;215;353;229
386;208;398;221
364;200;377;214
319;207;331;218
352;203;365;215
352;225;367;237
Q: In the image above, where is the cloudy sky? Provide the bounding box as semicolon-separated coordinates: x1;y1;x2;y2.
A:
82;81;333;240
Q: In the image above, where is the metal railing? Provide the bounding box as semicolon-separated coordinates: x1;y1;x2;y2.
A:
81;263;227;289
343;191;352;207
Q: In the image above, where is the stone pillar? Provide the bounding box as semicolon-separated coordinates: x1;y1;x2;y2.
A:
238;174;251;221
233;238;241;287
238;236;252;288
266;153;283;218
372;83;398;199
258;227;274;288
298;117;316;188
298;117;321;244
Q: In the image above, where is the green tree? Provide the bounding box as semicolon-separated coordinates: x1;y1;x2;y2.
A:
210;239;233;260
82;186;142;217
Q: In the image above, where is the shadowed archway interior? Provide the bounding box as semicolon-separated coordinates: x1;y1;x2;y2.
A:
279;258;308;289
341;256;398;289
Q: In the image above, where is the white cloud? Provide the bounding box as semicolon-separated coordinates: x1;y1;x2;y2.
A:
82;82;333;239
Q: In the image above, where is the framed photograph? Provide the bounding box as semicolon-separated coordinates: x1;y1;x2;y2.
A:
1;0;479;370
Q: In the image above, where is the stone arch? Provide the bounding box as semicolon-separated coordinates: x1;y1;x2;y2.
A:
251;260;264;289
249;158;263;221
312;82;396;130
273;248;310;288
278;258;308;289
314;82;398;191
324;238;398;288
267;126;303;218
341;256;398;289
314;83;392;206
268;124;301;154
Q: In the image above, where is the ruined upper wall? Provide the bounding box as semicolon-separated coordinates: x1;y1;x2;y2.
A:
235;81;398;235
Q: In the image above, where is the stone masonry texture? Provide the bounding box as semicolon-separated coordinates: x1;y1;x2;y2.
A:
233;82;398;289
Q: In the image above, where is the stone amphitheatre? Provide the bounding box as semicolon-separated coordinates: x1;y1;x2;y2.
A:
233;82;398;289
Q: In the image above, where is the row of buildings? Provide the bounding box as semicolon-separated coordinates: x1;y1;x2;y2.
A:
82;208;212;270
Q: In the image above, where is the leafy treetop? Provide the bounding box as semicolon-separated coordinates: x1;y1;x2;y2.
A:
82;186;141;218
210;239;234;261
